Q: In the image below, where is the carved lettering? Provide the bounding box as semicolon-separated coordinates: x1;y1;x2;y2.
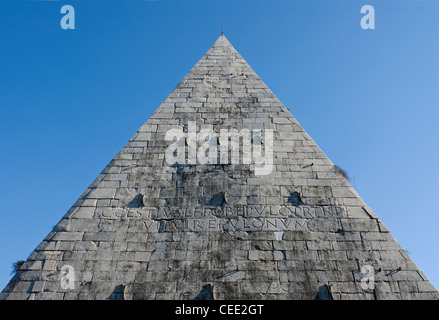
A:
94;205;345;233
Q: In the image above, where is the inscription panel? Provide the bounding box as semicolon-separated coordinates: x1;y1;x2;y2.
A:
142;217;310;232
94;205;345;232
95;205;345;219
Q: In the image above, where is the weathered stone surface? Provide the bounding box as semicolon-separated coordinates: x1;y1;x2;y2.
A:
1;35;437;300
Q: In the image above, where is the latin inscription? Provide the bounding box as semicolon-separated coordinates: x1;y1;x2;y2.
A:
95;205;345;232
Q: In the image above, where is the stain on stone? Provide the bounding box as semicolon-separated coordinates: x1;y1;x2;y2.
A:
235;231;250;240
77;281;97;300
217;270;238;279
195;284;214;300
288;191;304;206
206;192;226;206
314;285;333;300
386;267;401;277
126;194;144;208
172;163;188;183
158;220;165;233
373;289;378;300
266;281;285;294
107;284;126;300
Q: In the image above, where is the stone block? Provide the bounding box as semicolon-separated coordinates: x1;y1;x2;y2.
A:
31;281;45;293
72;207;95;219
43;260;57;271
88;188;116;199
52;232;84;241
341;219;379;232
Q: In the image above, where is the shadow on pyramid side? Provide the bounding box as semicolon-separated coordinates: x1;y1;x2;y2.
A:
1;35;438;300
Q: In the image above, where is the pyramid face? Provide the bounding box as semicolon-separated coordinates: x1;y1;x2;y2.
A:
2;35;438;300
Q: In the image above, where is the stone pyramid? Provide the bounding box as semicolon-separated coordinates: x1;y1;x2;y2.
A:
2;35;438;300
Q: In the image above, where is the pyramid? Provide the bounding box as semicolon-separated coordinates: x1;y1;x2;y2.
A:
2;35;438;300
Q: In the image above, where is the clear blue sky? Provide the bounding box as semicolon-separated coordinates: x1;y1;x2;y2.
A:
1;0;438;292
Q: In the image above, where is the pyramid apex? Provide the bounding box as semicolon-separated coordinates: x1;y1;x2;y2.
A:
212;33;233;47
